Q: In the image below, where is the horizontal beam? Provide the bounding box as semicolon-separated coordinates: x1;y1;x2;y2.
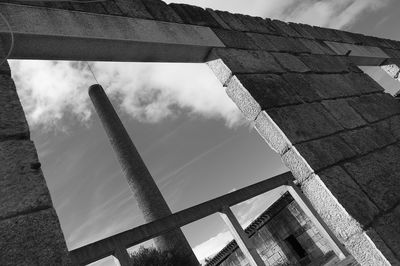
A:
69;172;293;265
0;3;224;62
324;41;390;66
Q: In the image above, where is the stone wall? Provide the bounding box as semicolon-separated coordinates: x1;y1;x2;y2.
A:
1;0;400;265
0;41;71;265
208;193;335;266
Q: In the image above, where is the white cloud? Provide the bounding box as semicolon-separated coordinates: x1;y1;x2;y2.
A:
10;60;243;130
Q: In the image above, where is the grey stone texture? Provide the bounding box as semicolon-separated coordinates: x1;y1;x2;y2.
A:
0;140;52;220
207;48;284;85
169;4;219;27
321;99;367;129
271;52;311;73
0;75;30;141
114;0;153;19
141;0;183;23
343;144;400;212
317;166;379;227
267;103;343;144
0;208;72;266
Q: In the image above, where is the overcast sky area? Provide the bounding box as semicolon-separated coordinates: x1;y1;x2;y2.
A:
7;0;400;265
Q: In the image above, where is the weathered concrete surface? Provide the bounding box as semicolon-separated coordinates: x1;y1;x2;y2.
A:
0;75;29;141
0;208;71;266
0;140;52;220
0;3;224;62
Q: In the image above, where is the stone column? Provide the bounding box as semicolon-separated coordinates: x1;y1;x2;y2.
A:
89;84;199;265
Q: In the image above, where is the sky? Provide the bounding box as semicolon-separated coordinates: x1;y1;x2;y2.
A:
7;0;400;265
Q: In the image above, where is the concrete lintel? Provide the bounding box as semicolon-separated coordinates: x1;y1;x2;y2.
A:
70;172;292;265
324;41;389;66
0;3;224;62
219;206;265;266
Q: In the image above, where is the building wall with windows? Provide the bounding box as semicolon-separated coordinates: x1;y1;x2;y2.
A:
207;193;336;266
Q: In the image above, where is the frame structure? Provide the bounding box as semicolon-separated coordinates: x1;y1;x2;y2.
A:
1;1;400;265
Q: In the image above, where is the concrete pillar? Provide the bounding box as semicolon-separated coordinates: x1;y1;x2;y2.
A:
286;182;347;260
219;206;265;266
88;84;198;265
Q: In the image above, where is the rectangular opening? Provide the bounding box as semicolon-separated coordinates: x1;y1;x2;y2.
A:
285;235;307;259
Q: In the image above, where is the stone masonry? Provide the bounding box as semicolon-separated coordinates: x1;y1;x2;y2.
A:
1;0;400;265
207;193;336;266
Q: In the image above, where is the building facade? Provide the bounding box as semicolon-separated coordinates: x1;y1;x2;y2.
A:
207;193;353;266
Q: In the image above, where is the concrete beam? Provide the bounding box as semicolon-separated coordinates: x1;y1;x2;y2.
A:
0;3;224;62
324;41;389;66
219;206;265;266
70;172;292;265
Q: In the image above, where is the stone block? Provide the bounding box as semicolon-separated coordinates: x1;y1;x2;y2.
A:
0;140;52;220
254;111;292;155
205;9;231;29
343;144;400;211
225;76;261;121
298;39;335;55
206;48;284;85
365;229;400;265
0;208;71;266
344;232;393;266
100;0;123;16
308;74;359;99
340;126;396;155
266;35;310;53
269;20;302;37
372;205;400;261
301;174;363;241
383;48;400;58
332;30;359;44
0;75;30;141
313;26;342;42
212;29;259;49
267;103;343;144
298;55;349;73
234;15;279;35
348;94;400;123
142;0;183;23
321;99;367;129
288;23;316;39
318;166;379;226
246;33;280;51
114;0;153;19
374;115;400;142
169;4;219;27
281;73;321;102
232;74;302;111
345;72;384;94
271;53;310;73
295;135;356;171
282;146;314;181
214;10;249;31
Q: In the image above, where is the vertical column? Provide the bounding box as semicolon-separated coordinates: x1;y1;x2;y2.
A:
219;206;265;266
89;84;199;265
0;43;71;264
286;182;347;260
113;240;131;266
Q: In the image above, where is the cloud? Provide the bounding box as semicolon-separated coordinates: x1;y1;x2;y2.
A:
283;0;391;29
9;60;243;130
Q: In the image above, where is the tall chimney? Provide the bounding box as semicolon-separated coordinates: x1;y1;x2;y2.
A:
89;84;199;265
